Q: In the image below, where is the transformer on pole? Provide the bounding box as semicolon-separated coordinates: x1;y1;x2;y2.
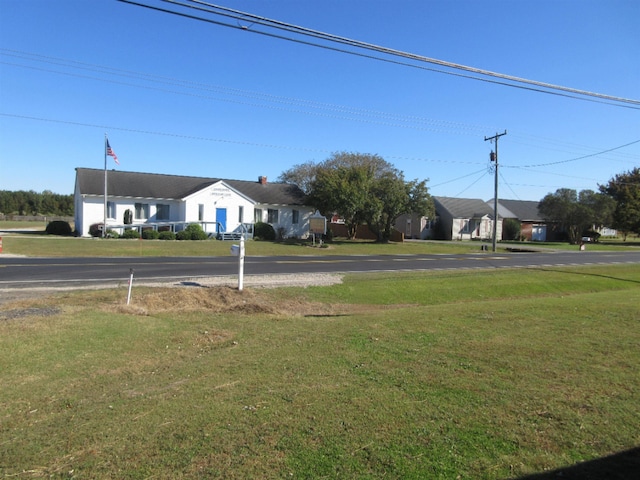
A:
484;131;507;252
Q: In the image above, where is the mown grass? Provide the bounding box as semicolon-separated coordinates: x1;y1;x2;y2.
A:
2;220;638;258
1;265;639;479
0;233;489;257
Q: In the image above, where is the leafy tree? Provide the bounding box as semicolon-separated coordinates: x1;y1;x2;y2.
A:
600;167;640;240
309;163;372;239
538;188;614;244
278;160;319;195
283;152;432;242
579;189;614;232
364;174;433;242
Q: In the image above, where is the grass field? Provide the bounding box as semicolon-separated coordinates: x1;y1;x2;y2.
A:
2;230;639;259
1;265;639;478
0;231;489;257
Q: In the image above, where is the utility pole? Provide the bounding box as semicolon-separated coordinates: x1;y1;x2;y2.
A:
484;130;507;252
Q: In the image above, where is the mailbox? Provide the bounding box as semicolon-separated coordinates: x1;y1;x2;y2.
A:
230;244;240;256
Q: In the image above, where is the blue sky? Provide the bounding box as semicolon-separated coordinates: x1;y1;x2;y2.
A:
1;0;638;202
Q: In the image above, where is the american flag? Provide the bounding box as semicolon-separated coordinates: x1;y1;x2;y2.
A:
106;139;119;165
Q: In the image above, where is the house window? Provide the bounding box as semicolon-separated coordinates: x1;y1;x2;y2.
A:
267;208;279;224
135;202;149;220
254;208;263;223
107;201;116;220
156;204;170;221
198;204;204;221
292;209;299;225
461;220;470;233
239;205;244;223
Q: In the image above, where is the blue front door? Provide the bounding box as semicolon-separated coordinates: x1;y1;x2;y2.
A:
216;208;227;233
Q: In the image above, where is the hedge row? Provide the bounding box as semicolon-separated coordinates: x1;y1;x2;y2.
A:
86;223;209;240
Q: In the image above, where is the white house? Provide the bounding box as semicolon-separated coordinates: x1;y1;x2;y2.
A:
74;168;314;239
433;196;503;241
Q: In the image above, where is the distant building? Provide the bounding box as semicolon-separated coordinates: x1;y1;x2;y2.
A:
433;196;502;241
495;199;548;241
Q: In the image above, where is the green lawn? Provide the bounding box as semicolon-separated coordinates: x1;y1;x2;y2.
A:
1;265;639;478
2;219;638;258
0;232;490;257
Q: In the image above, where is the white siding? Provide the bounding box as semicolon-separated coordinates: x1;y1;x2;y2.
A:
75;175;313;238
184;182;255;235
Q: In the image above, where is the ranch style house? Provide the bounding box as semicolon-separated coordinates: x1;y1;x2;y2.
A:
74;168;314;239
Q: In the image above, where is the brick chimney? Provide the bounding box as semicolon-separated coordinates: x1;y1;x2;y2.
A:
258;176;267;185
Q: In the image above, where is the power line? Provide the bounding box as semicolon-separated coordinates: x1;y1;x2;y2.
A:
5;48;637;170
2;112;627;196
453;170;489;198
117;0;640;109
0;112;329;152
0;50;498;137
0;112;483;167
430;168;488;189
505;139;640;168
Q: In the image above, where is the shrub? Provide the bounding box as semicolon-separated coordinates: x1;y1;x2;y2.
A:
89;223;104;237
177;223;208;240
121;228;141;239
158;230;176;240
142;229;159;240
106;229;119;239
46;220;72;236
254;222;276;241
503;219;521;241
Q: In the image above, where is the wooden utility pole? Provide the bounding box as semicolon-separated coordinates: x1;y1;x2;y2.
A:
484;131;507;252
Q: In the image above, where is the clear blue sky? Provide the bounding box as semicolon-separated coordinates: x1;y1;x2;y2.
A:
1;0;638;202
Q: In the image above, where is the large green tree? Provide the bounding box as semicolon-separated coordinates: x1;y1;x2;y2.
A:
280;152;433;242
308;162;372;240
600;167;640;240
364;174;433;242
538;188;614;244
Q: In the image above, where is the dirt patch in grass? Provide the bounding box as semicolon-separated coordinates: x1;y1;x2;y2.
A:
0;285;340;319
0;277;411;321
0;306;61;321
111;286;288;316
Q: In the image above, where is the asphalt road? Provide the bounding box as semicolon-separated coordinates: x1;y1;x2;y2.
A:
1;250;639;291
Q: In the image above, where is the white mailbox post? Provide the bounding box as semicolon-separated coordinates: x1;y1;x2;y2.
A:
230;235;246;291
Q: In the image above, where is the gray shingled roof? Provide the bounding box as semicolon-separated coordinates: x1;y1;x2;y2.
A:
496;199;544;221
75;168;307;205
434;196;495;218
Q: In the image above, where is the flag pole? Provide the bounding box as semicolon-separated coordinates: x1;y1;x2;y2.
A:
103;134;108;238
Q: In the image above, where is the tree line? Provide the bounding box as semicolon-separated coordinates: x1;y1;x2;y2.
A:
0;190;74;217
539;167;640;242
